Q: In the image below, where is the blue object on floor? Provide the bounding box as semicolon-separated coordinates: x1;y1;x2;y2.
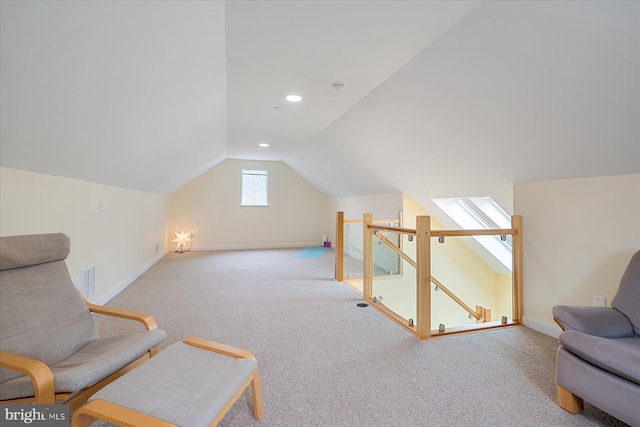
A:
294;246;329;258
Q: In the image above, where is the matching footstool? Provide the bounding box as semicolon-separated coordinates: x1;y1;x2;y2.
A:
72;337;262;427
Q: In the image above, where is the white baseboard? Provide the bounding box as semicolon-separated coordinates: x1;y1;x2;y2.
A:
522;315;561;339
92;249;170;305
190;242;324;251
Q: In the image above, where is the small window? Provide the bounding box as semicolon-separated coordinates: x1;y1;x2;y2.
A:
241;169;268;206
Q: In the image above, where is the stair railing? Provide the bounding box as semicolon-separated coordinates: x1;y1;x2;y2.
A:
363;213;523;339
334;212;401;281
373;230;486;322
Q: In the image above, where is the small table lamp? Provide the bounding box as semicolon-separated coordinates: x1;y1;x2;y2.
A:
172;229;192;254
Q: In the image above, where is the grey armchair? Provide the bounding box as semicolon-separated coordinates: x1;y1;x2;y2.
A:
0;233;167;412
552;250;640;426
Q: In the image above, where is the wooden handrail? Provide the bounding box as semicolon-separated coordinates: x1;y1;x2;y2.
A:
371;225;516;238
374;231;417;269
374;230;482;321
431;228;516;237
345;219;400;225
431;276;481;320
369;224;417;236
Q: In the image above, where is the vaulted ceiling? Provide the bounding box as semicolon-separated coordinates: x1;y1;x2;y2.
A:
1;1;638;211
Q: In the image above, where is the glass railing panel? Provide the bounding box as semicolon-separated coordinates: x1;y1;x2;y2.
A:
343;222;364;279
341;219;401;280
430;236;513;332
372;230;401;276
372;232;416;325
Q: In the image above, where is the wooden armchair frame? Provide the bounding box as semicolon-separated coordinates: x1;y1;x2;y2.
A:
0;294;161;412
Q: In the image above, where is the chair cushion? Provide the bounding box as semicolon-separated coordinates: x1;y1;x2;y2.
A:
0;329;166;400
560;330;640;386
0;260;98;384
0;233;70;271
90;341;257;427
612;250;640;336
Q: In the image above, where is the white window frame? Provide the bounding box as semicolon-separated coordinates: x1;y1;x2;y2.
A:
241;169;268;206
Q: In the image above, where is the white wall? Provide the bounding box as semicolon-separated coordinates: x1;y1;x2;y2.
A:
330;193;403;221
514;174;640;337
168;159;330;249
0;167;169;303
329;192;403;249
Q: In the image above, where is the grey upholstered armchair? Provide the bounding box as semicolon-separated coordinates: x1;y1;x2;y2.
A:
552;250;640;426
0;233;166;412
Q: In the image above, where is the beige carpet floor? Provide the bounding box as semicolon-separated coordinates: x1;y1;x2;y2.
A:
93;248;628;426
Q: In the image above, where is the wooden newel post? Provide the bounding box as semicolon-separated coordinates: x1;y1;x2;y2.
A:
416;215;431;339
363;213;373;301
512;215;523;323
335;211;344;281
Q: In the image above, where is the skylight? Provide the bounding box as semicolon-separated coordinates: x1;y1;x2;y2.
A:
468;197;511;229
432;197;512;271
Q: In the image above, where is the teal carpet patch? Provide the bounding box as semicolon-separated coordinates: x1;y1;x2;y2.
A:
294;246;329;258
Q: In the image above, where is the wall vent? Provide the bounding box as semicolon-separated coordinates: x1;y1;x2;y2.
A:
80;266;96;300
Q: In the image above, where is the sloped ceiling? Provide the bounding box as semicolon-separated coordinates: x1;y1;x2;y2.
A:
1;1;638;206
286;0;640;212
0;1;228;194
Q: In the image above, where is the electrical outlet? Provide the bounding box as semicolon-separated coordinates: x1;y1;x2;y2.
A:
155;243;160;253
593;295;606;307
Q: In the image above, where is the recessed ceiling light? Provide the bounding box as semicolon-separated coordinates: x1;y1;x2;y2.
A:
285;95;302;102
259;143;270;148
